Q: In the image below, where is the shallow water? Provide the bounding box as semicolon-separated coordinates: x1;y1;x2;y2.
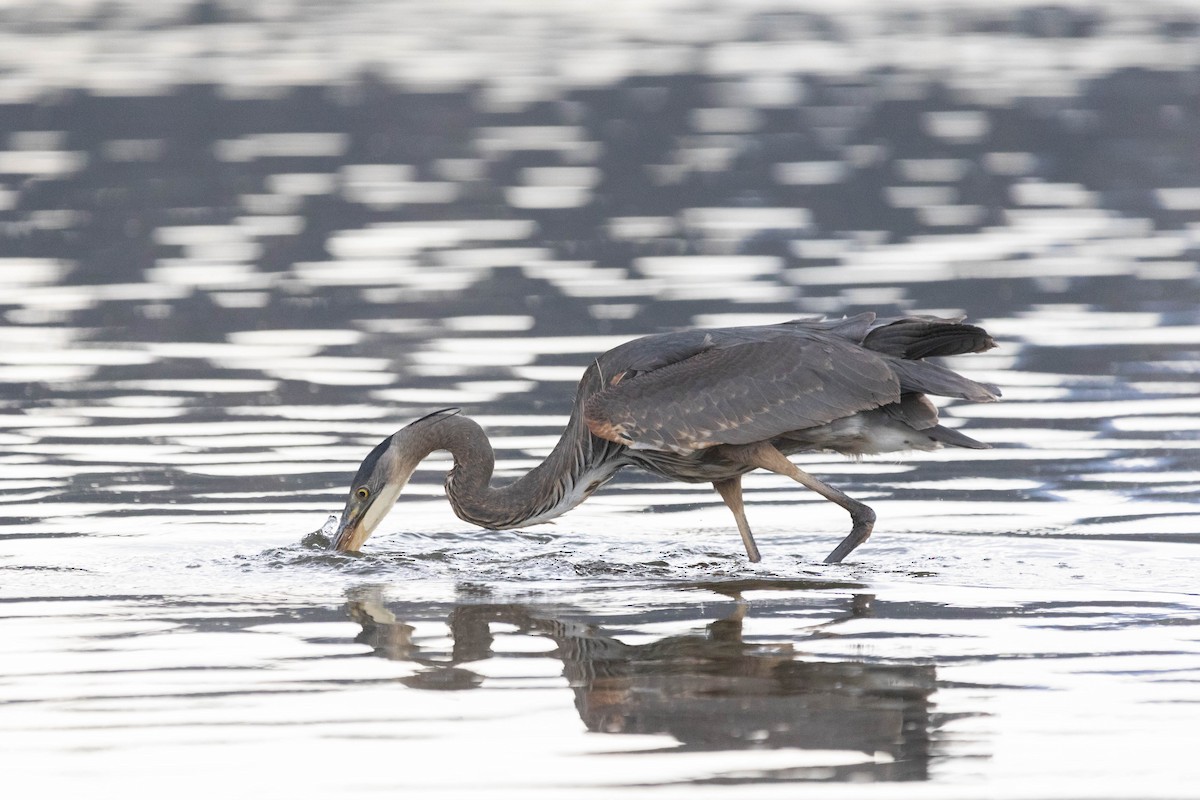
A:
2;1;1200;797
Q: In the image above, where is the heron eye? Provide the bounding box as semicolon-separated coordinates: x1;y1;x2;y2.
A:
356;487;370;500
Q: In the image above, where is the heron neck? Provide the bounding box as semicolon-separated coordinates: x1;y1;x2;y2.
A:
432;412;614;532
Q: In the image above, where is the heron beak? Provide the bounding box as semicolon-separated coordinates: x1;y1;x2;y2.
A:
329;472;410;553
331;506;367;552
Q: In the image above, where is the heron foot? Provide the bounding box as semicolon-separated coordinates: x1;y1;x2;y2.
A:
823;506;875;564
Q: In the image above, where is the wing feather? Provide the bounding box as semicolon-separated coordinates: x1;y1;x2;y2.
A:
584;335;901;453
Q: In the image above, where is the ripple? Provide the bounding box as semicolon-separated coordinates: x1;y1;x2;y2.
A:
4;2;1200;796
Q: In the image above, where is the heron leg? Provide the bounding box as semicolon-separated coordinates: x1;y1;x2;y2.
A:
718;443;876;564
713;476;761;563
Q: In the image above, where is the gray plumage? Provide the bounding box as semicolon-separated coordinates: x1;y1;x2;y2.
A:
330;312;999;563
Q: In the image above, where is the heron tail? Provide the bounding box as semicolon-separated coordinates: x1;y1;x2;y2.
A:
887;358;1001;402
863;318;996;359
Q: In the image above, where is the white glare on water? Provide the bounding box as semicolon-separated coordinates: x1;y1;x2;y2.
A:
2;2;1200;799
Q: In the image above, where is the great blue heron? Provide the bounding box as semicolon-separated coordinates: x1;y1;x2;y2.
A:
330;313;999;563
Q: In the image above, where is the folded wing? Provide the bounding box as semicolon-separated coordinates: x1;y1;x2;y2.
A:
584;334;902;454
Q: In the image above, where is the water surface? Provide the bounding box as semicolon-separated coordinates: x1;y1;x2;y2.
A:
2;2;1200;797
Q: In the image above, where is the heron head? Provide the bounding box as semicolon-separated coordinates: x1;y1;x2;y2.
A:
330;409;460;552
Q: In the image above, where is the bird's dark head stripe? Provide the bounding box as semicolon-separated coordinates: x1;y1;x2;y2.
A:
406;408;461;428
352;410;459;490
351;435;394;488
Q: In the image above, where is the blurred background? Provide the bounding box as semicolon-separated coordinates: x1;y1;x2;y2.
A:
3;0;1198;337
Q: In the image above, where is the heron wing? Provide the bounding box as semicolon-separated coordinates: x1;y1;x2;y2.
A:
584;334;901;453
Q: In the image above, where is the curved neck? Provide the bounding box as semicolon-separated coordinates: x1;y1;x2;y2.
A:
410;367;624;529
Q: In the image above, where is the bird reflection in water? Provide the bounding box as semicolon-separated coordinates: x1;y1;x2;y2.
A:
344;585;937;781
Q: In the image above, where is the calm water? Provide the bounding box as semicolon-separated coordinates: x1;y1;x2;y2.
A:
2;2;1200;797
